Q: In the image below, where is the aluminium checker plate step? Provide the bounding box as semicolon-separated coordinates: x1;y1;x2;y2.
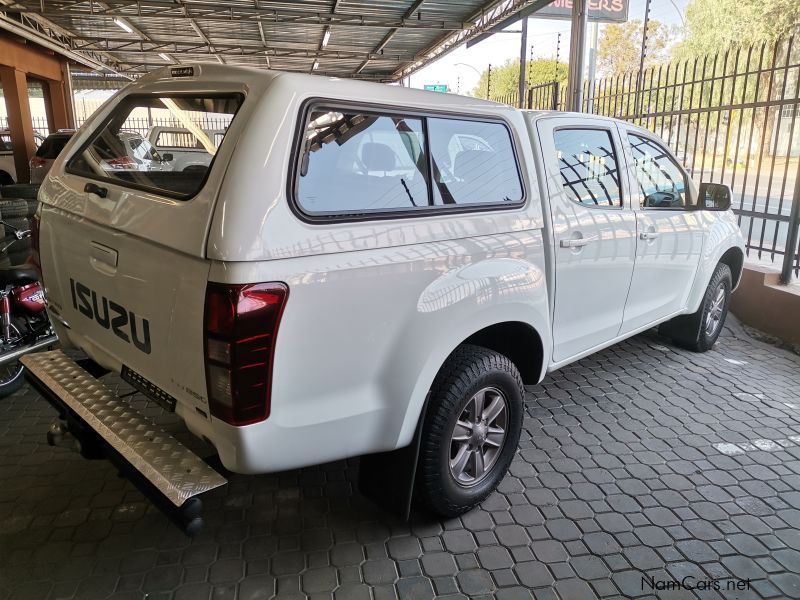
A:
21;350;227;507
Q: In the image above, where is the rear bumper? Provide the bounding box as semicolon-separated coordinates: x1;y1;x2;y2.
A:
21;349;227;534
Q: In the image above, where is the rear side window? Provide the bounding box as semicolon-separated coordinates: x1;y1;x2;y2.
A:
36;135;71;159
155;131;205;149
295;106;523;218
428;118;523;206
67;95;242;199
553;128;622;208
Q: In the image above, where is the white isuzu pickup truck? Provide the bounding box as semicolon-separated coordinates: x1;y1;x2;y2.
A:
24;64;744;532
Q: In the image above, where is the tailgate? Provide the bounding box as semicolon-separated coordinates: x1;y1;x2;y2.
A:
40;204;211;413
36;85;250;415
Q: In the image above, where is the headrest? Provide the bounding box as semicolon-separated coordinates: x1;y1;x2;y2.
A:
361;142;396;172
453;149;501;180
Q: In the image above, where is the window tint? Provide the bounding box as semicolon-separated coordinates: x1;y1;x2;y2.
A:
66;95;241;199
155;130;206;149
0;135;11;152
296;108;523;217
427;119;523;206
36;134;71;159
553;128;622;207
628;134;688;208
297;110;430;215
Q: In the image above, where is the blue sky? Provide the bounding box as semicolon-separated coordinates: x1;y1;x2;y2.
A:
409;0;690;94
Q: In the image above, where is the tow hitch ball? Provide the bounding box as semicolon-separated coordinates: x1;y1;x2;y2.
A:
46;419;105;459
46;420;67;447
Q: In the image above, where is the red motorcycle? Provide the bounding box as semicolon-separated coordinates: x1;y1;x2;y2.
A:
0;219;55;397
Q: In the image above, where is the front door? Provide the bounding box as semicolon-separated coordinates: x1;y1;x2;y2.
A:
537;118;637;364
618;129;705;335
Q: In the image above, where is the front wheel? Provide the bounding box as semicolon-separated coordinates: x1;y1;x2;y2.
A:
660;263;732;352
0;362;25;397
416;345;524;517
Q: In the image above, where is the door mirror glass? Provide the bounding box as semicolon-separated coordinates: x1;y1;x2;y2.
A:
698;182;731;211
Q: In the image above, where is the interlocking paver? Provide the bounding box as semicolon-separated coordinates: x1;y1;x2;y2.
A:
1;317;799;598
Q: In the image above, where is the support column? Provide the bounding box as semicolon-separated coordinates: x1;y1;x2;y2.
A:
45;77;70;131
0;67;36;184
518;16;528;108
566;0;588;113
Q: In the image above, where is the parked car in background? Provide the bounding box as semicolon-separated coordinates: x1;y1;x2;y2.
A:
0;129;45;184
146;126;224;172
27;65;745;533
29;130;76;185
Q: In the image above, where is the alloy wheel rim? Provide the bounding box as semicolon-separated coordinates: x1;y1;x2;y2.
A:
705;284;726;336
449;386;508;487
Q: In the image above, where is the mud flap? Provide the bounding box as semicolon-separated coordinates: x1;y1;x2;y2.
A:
358;393;429;521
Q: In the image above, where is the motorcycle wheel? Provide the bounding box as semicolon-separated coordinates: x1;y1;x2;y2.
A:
0;362;24;397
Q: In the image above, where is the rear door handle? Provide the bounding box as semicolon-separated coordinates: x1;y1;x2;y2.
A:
560;236;596;248
639;231;659;240
84;182;108;198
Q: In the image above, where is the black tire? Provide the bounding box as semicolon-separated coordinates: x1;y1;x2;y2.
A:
416;344;524;517
0;362;25;398
659;263;732;352
0;199;31;219
0;184;38;200
0;172;13;186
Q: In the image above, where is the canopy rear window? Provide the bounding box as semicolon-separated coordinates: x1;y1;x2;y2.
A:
66;95;242;199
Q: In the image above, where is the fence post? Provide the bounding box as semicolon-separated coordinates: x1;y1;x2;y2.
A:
552;82;560;110
780;159;800;284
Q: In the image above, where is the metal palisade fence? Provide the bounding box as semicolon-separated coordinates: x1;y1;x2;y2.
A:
521;36;800;281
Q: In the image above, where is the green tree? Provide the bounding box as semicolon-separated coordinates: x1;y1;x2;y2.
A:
676;0;800;58
471;58;567;100
596;19;675;77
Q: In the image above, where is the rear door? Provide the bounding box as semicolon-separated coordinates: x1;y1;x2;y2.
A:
617;128;705;334
537;117;637;363
39;90;245;414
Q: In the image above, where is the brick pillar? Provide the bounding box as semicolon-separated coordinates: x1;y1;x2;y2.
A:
0;67;36;184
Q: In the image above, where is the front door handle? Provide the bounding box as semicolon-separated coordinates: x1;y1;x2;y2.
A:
639;231;659;240
560;236;597;248
84;182;108;198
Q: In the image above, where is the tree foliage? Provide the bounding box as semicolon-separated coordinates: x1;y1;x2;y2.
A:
471;58;567;100
596;19;674;78
676;0;800;58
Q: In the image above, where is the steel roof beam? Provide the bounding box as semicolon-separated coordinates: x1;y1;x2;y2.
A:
68;36;414;61
392;0;552;79
0;2;467;30
355;0;424;74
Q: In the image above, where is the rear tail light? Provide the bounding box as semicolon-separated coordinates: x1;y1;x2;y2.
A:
30;212;41;271
203;282;288;426
107;156;137;169
30;157;46;168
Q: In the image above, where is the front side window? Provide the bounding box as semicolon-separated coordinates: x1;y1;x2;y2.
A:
67;95;241;199
628;133;688;209
295;107;524;218
553;128;622;208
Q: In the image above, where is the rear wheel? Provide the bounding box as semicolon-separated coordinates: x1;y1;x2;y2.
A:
660;263;732;352
417;345;524;517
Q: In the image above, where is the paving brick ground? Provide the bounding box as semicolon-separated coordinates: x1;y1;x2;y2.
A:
1;316;800;600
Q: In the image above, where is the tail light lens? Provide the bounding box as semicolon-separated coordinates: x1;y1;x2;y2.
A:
30;157;46;168
30;212;41;271
204;282;288;426
107;156;137;169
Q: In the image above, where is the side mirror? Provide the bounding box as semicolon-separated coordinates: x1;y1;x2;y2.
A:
697;182;731;211
162;153;174;162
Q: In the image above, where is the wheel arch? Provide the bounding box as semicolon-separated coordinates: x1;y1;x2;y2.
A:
718;245;744;289
461;321;545;385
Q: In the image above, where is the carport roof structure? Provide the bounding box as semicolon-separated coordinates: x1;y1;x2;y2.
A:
0;0;552;80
